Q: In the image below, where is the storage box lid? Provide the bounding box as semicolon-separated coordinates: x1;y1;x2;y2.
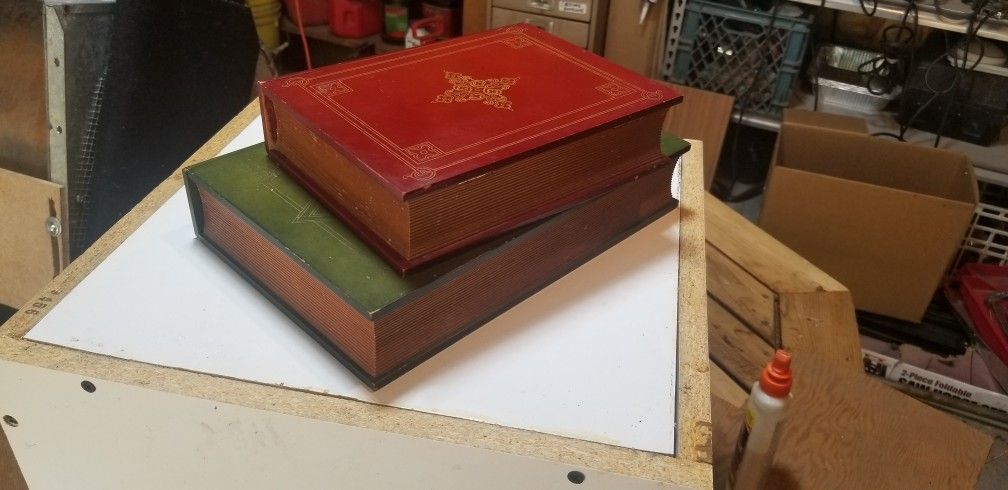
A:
777;110;977;205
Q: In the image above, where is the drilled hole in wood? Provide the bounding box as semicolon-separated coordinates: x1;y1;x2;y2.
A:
81;380;96;393
56;125;63;134
53;57;59;67
3;415;17;427
567;471;585;484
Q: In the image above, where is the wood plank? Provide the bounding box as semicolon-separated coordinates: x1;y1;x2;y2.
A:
710;395;742;490
705;194;847;294
0;0;47;179
602;0;668;77
661;86;734;190
770;361;991;488
706;243;776;345
778;291;862;372
713;363;993;489
707;299;774;388
709;362;747;409
711;362;994;489
462;0;487;35
0;168;66;308
977;436;1008;489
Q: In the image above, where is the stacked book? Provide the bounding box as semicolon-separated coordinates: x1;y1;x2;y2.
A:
183;25;687;389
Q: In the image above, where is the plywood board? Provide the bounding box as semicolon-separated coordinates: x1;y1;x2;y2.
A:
25;118;683;456
0;167;65;308
773;360;991;488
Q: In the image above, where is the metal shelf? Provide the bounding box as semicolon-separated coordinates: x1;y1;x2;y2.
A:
789;0;1008;42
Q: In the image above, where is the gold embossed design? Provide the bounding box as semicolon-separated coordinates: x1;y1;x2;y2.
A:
282;76;309;87
292;202;325;224
432;71;519;111
285;29;666;177
405;142;445;162
407;166;437;181
315;80;353;96
596;81;635;97
503;36;534;49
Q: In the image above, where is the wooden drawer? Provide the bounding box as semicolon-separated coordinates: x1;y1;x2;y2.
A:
0;166;66;308
491;0;594;22
490;7;589;48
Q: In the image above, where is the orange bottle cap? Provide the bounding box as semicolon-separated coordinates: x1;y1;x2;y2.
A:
759;350;793;398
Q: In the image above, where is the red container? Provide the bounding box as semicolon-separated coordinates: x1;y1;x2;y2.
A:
421;0;458;37
284;0;329;26
329;0;383;38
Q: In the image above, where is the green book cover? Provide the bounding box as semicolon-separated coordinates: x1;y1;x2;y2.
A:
183;139;690;320
183;140;685;388
184;144;495;319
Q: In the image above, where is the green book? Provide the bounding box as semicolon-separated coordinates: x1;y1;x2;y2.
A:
184;144;679;389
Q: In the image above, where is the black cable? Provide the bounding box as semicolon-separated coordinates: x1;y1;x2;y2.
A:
855;1;917;97
860;0;878;16
870;0;993;144
933;7;993;147
721;0;784;203
811;0;830;112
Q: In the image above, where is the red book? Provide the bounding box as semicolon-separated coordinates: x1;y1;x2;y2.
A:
259;24;682;272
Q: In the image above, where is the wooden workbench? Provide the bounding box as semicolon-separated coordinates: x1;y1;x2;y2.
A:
0;103;712;488
2;95;994;487
704;195;994;488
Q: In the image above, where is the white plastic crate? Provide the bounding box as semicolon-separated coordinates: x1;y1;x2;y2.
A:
954;180;1008;270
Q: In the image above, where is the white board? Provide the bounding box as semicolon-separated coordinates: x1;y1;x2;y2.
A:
26;118;682;455
0;359;682;489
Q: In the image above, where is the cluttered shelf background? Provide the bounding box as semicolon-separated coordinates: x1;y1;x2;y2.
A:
2;0;1008;478
662;0;1008;455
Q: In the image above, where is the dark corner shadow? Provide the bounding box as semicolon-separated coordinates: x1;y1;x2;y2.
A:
373;212;682;402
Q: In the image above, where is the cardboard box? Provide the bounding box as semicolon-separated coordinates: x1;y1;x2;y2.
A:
661;84;734;190
603;0;668;77
760;110;978;322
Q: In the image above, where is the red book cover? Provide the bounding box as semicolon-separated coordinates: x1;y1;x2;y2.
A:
259;24;682;198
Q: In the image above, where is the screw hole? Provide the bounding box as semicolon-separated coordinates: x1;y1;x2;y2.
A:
53;57;59;67
81;380;96;393
56;125;63;134
2;415;17;427
567;471;585;484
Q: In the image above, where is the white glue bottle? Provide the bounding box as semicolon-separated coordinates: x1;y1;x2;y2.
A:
727;349;793;490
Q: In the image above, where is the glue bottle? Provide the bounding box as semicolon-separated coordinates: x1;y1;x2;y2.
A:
727;349;792;490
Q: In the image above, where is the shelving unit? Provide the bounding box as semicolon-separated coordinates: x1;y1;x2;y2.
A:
278;17;379;49
725;0;1008;183
789;0;1008;42
278;17;405;56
